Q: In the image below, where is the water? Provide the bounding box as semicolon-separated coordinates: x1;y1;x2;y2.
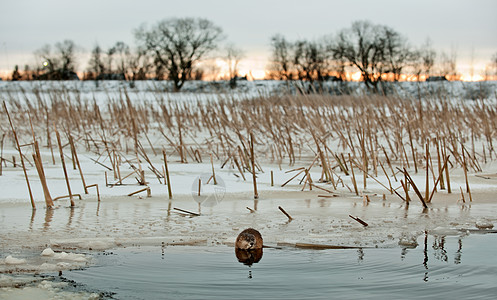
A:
55;233;496;299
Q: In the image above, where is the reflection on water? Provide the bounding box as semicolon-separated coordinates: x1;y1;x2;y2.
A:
235;248;263;266
55;233;497;300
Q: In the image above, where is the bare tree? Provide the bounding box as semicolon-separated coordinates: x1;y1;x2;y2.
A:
293;39;329;91
332;21;387;92
127;47;151;81
87;44;105;79
113;41;130;79
381;26;415;81
225;43;244;88
34;40;78;80
268;34;293;80
135;17;223;91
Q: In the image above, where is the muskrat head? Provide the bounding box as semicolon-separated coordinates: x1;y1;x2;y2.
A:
238;233;257;250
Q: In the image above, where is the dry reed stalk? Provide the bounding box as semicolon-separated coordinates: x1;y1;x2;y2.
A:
443;140;452;194
210;154;217;185
128;187;151;197
400;168;428;209
281;169;305;187
360;130;368;189
427;155;450;203
163;150;172;199
173;207;200;216
198;178;201;196
461;144;473;202
425;142;430;203
32;150;54;208
0;133;4;175
69;135;88;194
271;170;274;187
349;215;368;227
53;194;82;201
378;160;393;193
85;183;100;201
459;187;466;203
401;179;410;203
351;159;391;192
348;153;359;196
278;206;293;221
246;206;255;213
407;122;418;173
250;133;258;199
55;126;75;207
4;101;35;209
381;147;397;181
233;157;246;181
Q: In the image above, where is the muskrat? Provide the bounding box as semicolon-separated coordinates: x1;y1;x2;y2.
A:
235;228;263;250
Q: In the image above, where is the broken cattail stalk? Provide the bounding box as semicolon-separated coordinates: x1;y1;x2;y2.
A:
250;133;258;199
400;168;428;209
278;206;293;221
55;126;75;207
173;207;200;216
32;151;54;208
210;154;217;185
349;215;368;227
70;135;88;194
425;142;430;204
4;101;35;209
53;194;82;201
349;153;358;196
163;150;172;199
198;178;201;196
127;187;151;197
86;183;100;201
461;144;471;202
246;206;256;213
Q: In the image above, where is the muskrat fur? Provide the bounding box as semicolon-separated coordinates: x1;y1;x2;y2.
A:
235;228;263;250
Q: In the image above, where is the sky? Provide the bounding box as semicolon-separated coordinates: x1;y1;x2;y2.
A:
1;0;496;79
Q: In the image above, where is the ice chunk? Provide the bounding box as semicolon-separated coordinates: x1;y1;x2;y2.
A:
41;248;55;256
4;255;26;265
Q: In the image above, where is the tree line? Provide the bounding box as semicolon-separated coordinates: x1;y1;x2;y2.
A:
6;18;497;92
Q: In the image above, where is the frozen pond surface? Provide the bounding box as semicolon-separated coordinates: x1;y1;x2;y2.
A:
2;234;496;299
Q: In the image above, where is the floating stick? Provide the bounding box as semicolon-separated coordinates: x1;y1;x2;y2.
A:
128;187;151;197
173;207;200;216
349;215;368;227
278;206;293;221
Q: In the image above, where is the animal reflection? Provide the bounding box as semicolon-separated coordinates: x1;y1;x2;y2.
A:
235;228;263;266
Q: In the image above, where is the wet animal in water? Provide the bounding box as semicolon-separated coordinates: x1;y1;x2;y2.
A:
235;228;263;250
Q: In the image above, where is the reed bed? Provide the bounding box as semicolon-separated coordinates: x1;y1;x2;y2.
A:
1;86;496;210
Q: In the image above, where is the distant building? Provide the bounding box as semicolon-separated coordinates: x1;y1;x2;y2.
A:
426;76;448;82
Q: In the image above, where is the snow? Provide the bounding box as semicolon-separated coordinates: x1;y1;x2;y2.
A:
0;80;496;288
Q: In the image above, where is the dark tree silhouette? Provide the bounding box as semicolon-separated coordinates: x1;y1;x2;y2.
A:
135;17;223;91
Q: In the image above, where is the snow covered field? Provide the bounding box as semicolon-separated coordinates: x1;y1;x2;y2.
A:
1;80;497;296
